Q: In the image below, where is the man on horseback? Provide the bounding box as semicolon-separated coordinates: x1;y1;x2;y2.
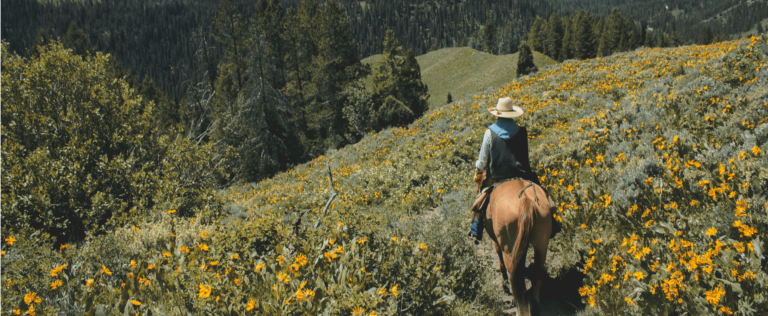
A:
469;97;561;242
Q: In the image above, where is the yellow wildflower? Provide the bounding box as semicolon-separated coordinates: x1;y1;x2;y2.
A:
277;272;290;284
5;236;16;246
706;227;717;236
246;298;255;311
296;253;308;266
352;307;365;316
102;265;112;275
86;279;94;288
50;265;66;277
704;285;725;306
129;300;141;306
198;284;212;298
24;292;41;304
391;284;399;298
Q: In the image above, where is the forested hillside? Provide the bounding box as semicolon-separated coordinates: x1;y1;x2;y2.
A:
4;0;768;99
3;33;767;315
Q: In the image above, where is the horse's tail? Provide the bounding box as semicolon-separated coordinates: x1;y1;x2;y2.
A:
510;195;537;316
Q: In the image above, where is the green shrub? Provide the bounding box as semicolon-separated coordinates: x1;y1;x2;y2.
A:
1;41;233;243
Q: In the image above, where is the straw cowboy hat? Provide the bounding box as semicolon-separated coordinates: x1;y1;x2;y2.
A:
488;97;524;118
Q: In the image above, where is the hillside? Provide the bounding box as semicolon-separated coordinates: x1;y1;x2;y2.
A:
2;37;767;315
362;47;556;110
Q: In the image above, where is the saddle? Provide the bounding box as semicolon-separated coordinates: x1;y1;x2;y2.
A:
471;178;534;214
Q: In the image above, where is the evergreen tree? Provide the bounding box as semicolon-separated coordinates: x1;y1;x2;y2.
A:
372;30;429;129
529;17;546;53
644;29;655;48
304;0;369;154
139;77;178;132
598;8;623;57
757;22;765;35
714;32;729;43
657;31;667;48
516;41;537;76
255;0;286;89
482;18;498;54
573;10;595;60
623;18;638;51
501;22;515;54
699;24;713;45
547;13;564;61
62;22;91;56
447;92;453;104
212;0;249;90
640;21;648;47
28;28;52;56
669;22;681;47
282;1;319;107
561;17;574;60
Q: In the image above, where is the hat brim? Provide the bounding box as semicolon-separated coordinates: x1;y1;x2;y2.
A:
487;105;524;118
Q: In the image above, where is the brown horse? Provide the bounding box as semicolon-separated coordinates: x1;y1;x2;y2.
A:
483;180;553;316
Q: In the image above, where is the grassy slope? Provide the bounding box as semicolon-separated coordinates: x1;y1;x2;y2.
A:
4;38;767;315
361;47;556;109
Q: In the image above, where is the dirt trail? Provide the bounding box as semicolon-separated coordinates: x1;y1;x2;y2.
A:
477;238;584;315
422;206;585;315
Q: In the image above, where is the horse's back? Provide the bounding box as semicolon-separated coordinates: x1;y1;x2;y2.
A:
487;180;553;250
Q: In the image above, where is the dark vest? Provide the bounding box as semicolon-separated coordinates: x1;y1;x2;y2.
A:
488;127;539;185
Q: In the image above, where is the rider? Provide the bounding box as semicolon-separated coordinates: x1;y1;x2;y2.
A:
469;97;561;241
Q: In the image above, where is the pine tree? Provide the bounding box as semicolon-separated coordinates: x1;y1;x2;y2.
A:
640;21;648;47
62;22;91;56
212;0;250;89
255;0;286;89
698;24;713;45
669;21;681;47
644;29;655;48
757;22;764;35
516;41;537;76
573;10;594;60
283;1;319;106
657;31;667;48
714;32;729;43
482;18;498;54
529;17;546;53
502;21;515;54
547;13;564;61
598;8;623;57
623;18;638;51
447;92;453;104
561;17;574;60
372;31;429;129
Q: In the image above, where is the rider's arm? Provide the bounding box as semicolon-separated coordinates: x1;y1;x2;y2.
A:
474;129;492;173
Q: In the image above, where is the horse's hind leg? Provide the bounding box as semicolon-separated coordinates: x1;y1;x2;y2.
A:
495;242;511;295
530;237;549;303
